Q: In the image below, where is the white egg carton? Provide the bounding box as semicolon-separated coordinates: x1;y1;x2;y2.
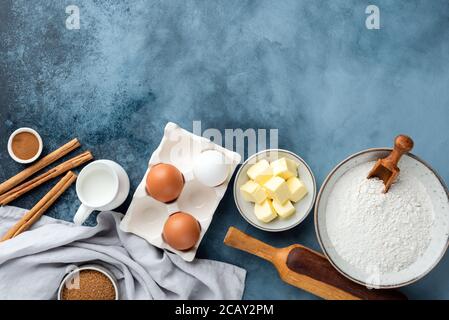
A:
120;122;241;261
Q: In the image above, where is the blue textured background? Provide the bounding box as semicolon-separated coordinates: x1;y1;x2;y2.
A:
1;0;448;299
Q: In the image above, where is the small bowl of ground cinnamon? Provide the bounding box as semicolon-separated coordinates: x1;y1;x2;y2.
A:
7;127;43;164
58;265;119;300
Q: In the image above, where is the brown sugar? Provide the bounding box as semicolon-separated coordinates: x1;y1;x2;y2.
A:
11;132;40;160
61;270;116;300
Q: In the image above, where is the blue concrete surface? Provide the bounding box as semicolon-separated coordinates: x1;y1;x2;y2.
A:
1;0;448;299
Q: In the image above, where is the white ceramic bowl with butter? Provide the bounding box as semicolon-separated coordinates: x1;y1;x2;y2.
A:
234;149;317;232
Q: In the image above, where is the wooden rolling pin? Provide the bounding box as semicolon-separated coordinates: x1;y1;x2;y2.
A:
224;227;407;300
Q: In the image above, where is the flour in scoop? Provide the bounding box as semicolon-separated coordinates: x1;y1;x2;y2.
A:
326;161;434;274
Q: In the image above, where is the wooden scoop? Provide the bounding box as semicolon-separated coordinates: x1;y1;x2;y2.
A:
367;134;414;193
224;227;407;300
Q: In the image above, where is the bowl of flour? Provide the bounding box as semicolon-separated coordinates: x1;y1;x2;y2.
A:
315;148;449;288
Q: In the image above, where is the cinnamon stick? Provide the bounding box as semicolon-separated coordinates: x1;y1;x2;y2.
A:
0;138;80;196
1;171;77;242
0;151;93;206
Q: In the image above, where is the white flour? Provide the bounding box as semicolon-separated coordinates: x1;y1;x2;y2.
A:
326;161;434;274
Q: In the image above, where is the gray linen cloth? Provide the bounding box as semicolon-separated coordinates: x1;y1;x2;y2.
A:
0;206;246;300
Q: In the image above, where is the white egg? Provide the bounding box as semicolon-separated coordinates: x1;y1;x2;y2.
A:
193;150;230;187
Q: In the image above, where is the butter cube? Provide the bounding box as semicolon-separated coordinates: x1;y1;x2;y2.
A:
272;199;296;219
240;180;267;204
270;158;298;180
254;199;277;223
247;159;272;184
287;177;308;202
263;176;290;204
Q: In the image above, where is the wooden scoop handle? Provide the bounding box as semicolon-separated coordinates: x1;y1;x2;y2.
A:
384;135;414;170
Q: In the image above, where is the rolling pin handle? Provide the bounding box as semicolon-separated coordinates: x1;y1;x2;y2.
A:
224;227;277;262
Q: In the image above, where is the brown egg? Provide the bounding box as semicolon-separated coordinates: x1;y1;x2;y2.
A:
163;212;201;251
146;163;184;203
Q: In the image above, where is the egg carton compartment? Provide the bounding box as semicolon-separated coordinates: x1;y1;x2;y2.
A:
177;179;220;220
120;122;241;261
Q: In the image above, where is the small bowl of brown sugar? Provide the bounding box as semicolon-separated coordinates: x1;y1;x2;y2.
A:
7;127;43;164
58;265;119;300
